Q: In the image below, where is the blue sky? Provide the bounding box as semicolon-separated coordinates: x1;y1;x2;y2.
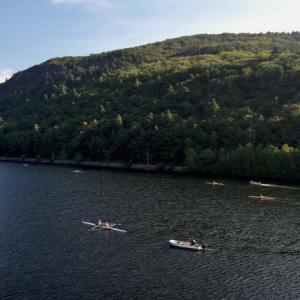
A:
0;0;300;82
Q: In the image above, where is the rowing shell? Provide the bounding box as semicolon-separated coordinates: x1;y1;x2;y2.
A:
248;195;275;200
81;221;127;233
205;181;224;186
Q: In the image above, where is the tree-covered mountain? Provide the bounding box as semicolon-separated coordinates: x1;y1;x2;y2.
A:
1;32;300;181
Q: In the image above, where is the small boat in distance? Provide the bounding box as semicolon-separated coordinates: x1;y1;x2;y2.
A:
81;220;127;233
250;180;299;190
73;169;82;173
250;180;274;187
169;239;208;251
250;180;262;186
248;194;275;201
206;180;224;186
23;163;29;167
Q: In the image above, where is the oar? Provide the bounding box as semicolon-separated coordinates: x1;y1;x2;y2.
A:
81;221;96;226
88;225;102;232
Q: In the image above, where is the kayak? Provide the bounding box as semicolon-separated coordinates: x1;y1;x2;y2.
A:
169;239;206;251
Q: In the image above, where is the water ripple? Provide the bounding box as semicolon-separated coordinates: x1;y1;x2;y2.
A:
1;163;300;299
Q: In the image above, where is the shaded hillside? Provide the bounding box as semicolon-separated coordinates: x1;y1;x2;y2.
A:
1;32;300;181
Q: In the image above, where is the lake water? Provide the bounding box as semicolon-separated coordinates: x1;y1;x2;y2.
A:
1;162;300;299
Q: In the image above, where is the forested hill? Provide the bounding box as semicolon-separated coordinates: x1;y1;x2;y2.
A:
2;32;300;181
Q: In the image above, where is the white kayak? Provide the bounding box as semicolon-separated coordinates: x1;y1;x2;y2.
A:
169;239;207;251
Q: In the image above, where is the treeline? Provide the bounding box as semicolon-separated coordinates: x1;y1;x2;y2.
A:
185;143;300;181
1;32;300;181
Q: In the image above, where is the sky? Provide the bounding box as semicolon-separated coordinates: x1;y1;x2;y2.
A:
0;0;300;82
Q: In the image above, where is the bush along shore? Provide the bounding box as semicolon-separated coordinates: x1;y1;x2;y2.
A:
1;143;300;184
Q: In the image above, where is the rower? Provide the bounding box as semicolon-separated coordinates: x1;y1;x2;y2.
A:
186;237;196;245
201;243;207;250
98;219;102;225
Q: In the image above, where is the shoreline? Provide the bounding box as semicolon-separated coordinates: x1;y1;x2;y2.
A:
0;156;187;174
1;156;300;187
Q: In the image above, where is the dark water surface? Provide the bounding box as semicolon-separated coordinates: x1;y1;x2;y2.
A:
1;162;300;299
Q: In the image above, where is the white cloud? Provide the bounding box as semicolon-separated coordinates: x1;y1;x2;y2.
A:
0;68;13;84
218;0;300;33
45;0;300;60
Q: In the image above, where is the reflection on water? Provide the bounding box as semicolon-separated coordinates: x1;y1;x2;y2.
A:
0;162;300;299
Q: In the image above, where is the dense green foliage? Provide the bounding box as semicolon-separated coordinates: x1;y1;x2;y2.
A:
1;32;300;181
